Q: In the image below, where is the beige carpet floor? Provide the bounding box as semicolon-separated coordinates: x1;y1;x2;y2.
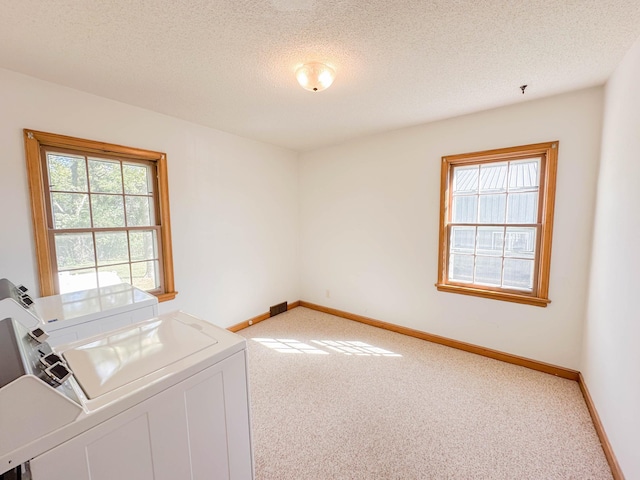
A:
238;307;612;480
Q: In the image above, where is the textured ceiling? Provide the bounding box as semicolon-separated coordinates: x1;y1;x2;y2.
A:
1;1;639;151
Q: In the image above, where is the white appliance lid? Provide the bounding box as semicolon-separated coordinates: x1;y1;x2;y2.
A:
35;283;156;325
64;316;218;399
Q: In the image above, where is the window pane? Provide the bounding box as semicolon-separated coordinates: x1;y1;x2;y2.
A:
475;256;502;286
58;268;97;294
51;193;91;229
47;153;87;192
478;194;506;223
476;227;504;256
91;194;125;227
132;260;160;290
503;258;534;291
452;196;477;223
130;230;158;262
450;226;475;254
88;159;123;194
54;233;95;270
508;158;540;191
123;163;151;195
96;231;129;266
507;192;538;224
479;162;507;193
505;227;536;259
98;264;131;287
453;165;478;193
125;196;154;226
449;254;474;283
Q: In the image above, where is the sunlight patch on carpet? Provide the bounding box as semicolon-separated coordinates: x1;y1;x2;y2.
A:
252;338;329;354
252;338;402;356
312;340;402;357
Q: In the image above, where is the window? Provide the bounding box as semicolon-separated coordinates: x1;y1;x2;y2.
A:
436;142;558;307
24;130;176;302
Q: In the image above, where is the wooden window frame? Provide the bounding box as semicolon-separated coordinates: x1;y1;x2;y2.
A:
436;141;558;307
24;129;177;302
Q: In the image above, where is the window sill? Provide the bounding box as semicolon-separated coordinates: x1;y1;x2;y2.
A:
156;291;178;303
435;284;550;307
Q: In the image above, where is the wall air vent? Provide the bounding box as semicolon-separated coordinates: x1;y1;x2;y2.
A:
269;302;288;317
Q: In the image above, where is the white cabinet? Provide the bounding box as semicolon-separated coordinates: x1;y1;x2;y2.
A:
30;351;253;480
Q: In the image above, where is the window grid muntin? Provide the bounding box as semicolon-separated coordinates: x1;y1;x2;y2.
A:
447;157;542;294
450;159;540;224
447;224;539;292
43;147;162;294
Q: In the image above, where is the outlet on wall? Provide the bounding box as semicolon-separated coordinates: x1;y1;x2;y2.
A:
325;289;330;298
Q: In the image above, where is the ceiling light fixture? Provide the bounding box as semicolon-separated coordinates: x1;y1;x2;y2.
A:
296;62;335;92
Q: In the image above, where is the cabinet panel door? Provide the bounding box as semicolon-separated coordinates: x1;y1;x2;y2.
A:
30;350;253;480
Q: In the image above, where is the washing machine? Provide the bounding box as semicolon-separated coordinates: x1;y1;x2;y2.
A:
0;311;254;479
0;278;158;347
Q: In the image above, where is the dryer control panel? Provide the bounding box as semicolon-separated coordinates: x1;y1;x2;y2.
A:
0;278;36;312
0;317;79;397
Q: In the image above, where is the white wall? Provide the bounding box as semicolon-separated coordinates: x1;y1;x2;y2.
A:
582;36;640;479
0;68;300;327
300;88;603;369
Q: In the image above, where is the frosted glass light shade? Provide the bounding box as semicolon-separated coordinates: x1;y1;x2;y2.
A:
296;62;335;92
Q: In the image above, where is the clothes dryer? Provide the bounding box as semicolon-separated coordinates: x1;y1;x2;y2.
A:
0;278;158;347
0;311;254;479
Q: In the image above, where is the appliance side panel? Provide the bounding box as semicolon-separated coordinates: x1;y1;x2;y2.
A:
30;443;90;480
29;349;253;479
146;385;193;480
185;371;231;479
223;350;253;480
86;414;155;480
